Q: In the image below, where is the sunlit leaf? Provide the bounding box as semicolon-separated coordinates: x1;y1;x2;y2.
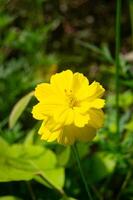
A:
0;139;65;190
9;92;34;128
58;146;71;167
0;196;21;200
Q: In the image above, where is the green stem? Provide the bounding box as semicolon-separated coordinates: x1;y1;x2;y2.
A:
129;0;133;47
116;170;132;200
38;173;65;196
72;144;93;200
30;160;66;197
26;182;36;200
115;0;121;137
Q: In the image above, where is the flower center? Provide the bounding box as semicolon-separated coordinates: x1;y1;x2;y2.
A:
64;89;77;108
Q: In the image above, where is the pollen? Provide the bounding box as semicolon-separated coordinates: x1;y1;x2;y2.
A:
64;89;77;108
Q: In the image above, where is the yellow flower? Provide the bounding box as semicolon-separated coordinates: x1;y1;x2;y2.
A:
32;70;105;145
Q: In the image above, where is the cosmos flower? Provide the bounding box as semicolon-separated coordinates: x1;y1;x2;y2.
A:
32;70;105;145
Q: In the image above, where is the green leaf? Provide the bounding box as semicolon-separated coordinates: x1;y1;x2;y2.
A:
0;162;34;182
121;79;133;88
0;141;65;190
101;43;114;63
0;14;14;28
9;92;33;128
88;152;117;182
58;146;71;167
24;128;36;146
119;91;133;108
60;197;77;200
43;167;65;189
0;196;21;200
31;147;65;189
125;118;133;131
0;137;9;155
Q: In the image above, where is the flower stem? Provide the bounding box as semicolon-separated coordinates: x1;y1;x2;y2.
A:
72;143;93;200
115;0;121;137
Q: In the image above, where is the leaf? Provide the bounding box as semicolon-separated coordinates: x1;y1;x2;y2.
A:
0;136;9;148
0;162;34;182
58;146;71;167
0;143;38;182
125;118;133;131
88;152;117;183
119;91;133;108
121;79;133;88
101;43;114;63
0;15;14;28
0;137;9;155
0;141;65;190
76;143;89;158
60;197;77;200
24;128;36;146
9;92;33;128
0;196;21;200
31;147;65;189
43;168;65;189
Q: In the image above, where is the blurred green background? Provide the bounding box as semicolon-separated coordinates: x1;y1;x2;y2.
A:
0;0;133;200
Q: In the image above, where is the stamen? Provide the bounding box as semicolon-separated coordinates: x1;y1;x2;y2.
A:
64;89;77;108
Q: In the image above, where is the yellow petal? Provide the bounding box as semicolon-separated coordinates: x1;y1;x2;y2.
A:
76;99;105;115
57;129;75;145
35;83;52;102
65;109;74;125
90;99;105;109
72;72;89;101
63;124;96;143
47;130;61;142
39;120;62;142
76;126;96;142
40;129;51;140
32;103;55;119
50;70;73;93
74;102;90;114
38;121;48;135
74;109;90;127
87;81;105;99
32;102;67;120
88;109;104;129
39;121;52;140
53;108;74;125
35;83;66;104
53;107;68;122
32;103;47;120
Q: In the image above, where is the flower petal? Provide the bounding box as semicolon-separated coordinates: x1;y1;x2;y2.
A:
73;72;89;101
53;108;74;125
90;99;105;109
39;120;62;142
88;109;104;129
32;103;47;120
76;126;96;142
35;83;66;105
47;131;61;142
74;109;90;127
57;129;75;145
50;70;73;93
35;83;52;102
63;124;96;143
87;81;105;99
